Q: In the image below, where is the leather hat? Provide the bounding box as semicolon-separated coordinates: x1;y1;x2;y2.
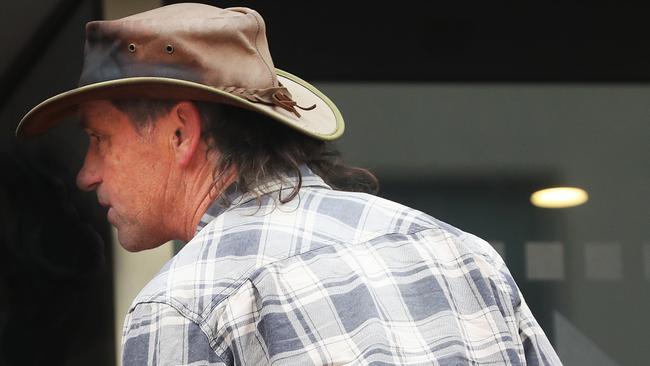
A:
16;3;344;140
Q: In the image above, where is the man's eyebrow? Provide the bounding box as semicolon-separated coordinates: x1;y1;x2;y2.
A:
79;117;93;131
78;109;98;129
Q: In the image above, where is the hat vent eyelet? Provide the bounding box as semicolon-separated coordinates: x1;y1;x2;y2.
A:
165;44;174;54
128;43;136;52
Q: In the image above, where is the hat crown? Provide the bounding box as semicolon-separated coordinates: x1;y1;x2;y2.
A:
17;3;344;141
80;3;278;90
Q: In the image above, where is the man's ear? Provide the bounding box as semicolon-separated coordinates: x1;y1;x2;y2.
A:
171;101;202;167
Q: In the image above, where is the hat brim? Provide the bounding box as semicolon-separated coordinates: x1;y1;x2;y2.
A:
16;69;344;141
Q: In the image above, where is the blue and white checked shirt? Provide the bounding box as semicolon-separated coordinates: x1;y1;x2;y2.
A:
122;167;561;365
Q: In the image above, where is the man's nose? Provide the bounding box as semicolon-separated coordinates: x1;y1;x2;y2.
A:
76;152;102;191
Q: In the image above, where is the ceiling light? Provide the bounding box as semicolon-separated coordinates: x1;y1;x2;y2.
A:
530;187;589;208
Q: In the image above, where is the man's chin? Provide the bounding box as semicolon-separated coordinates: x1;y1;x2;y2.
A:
115;229;165;252
119;241;148;252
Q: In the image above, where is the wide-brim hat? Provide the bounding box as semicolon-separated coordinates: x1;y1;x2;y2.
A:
16;3;344;141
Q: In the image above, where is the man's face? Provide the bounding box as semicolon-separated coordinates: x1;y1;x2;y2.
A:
76;100;173;252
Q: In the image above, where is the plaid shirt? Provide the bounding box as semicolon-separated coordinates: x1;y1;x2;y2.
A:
122;167;561;365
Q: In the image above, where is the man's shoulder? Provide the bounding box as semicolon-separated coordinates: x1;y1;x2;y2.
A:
206;186;464;251
127;187;494;324
272;187;465;241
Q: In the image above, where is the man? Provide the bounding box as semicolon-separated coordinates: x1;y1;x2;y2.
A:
17;3;561;365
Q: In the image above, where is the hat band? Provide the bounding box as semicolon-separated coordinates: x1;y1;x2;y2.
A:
79;51;315;117
223;85;316;118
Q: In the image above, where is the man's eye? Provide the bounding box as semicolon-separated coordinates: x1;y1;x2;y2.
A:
90;133;102;142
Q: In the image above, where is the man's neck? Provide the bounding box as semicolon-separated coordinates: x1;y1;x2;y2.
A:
180;164;236;242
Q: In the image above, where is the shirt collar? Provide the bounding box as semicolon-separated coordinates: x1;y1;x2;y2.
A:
195;164;331;235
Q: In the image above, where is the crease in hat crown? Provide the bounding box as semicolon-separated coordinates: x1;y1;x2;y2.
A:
16;2;344;141
80;4;277;90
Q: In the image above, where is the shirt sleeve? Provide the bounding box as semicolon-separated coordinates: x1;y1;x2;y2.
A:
122;301;227;366
462;233;563;365
515;294;564;365
493;258;563;365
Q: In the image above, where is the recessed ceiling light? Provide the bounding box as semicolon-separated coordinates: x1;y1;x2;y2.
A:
530;187;589;208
